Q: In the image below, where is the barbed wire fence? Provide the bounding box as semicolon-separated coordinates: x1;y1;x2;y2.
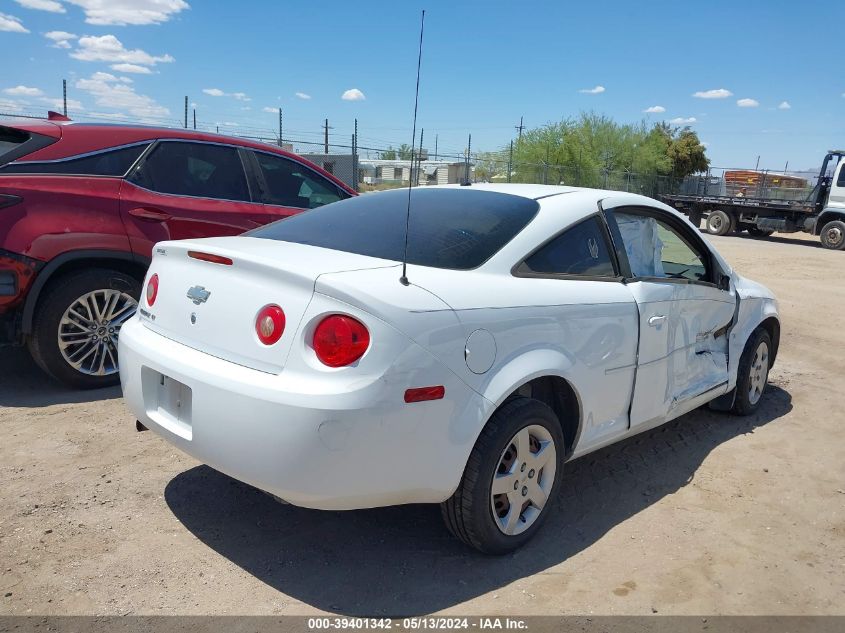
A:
0;104;822;205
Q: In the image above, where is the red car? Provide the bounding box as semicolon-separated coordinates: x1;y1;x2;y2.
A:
0;115;356;389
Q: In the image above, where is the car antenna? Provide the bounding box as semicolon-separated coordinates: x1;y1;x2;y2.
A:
400;9;425;287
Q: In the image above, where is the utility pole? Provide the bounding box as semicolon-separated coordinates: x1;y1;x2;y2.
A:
62;79;67;116
434;134;438;162
322;118;333;154
754;155;761;171
416;128;424;185
507;140;513;183
464;133;472;184
192;108;196;130
278;108;283;146
515;116;524;143
353;118;359;190
184;96;188;129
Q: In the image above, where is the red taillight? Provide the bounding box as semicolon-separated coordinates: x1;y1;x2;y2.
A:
313;315;370;367
404;386;446;403
146;273;159;306
188;251;233;266
255;305;286;345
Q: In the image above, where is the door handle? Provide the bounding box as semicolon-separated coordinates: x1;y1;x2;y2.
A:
128;207;171;222
648;315;668;326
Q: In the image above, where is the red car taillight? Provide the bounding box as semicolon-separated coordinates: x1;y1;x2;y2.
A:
313;315;370;367
146;273;159;306
255;305;285;345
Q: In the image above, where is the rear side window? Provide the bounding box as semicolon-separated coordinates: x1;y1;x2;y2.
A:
253;151;346;209
248;187;539;270
0;125;58;167
520;217;616;277
0;144;148;176
130;141;250;201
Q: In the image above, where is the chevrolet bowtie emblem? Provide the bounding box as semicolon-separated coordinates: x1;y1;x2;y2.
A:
186;286;211;305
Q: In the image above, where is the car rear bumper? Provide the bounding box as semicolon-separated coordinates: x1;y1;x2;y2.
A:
118;316;489;510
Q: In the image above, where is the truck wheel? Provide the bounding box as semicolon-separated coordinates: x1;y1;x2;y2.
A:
441;397;564;554
27;269;140;389
819;220;845;250
706;210;734;236
748;227;775;238
731;327;772;415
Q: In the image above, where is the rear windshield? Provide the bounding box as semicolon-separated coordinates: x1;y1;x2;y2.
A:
247;187;540;270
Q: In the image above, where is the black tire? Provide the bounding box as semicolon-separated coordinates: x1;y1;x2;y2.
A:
27;268;140;389
441;397;565;554
748;226;775;238
731;327;772;416
819;220;845;250
706;210;734;236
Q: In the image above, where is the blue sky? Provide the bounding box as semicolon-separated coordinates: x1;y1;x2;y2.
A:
1;0;843;171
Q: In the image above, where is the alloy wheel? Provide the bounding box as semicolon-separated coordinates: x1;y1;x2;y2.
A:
57;289;138;376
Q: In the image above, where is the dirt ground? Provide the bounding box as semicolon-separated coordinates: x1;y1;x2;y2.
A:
1;231;844;617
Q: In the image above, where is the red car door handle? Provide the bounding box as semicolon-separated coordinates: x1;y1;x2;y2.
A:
128;207;171;221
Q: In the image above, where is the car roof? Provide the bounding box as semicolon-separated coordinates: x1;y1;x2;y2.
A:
436;182;581;200
0;119;355;193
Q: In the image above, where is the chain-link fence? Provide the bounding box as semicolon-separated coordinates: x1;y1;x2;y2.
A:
1;109;822;204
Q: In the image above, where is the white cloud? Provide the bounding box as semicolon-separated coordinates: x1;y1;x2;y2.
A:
65;0;189;26
202;88;250;101
737;98;759;108
39;96;84;111
15;0;65;13
579;85;605;94
776;101;791;110
643;105;666;113
262;106;277;113
45;30;76;48
669;117;697;125
75;71;169;119
4;85;43;96
0;12;29;32
71;34;174;67
295;92;311;100
0;98;25;111
341;88;366;101
110;63;152;74
692;88;733;99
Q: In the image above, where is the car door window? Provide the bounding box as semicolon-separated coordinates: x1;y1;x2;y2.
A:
253;151;345;209
615;211;707;282
0;143;149;176
130;141;250;201
520;216;616;277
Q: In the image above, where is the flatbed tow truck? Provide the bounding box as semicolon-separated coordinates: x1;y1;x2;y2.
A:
660;150;845;250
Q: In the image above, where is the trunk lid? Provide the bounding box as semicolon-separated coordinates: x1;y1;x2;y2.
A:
140;236;395;373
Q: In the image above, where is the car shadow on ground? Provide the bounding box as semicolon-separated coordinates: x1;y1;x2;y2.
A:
165;385;792;616
0;346;121;408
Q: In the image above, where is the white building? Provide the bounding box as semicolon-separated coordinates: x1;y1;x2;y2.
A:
358;159;473;186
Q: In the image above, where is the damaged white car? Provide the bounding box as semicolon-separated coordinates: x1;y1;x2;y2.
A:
119;184;779;553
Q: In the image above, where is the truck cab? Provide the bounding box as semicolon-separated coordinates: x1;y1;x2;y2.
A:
814;150;845;249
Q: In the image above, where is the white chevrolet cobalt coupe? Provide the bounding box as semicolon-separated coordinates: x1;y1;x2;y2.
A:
119;184;779;553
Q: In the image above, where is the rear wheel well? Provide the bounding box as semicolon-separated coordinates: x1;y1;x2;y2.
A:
22;254;148;334
506;375;580;456
758;317;780;367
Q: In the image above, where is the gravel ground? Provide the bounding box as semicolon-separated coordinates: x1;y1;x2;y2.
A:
1;232;844;616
